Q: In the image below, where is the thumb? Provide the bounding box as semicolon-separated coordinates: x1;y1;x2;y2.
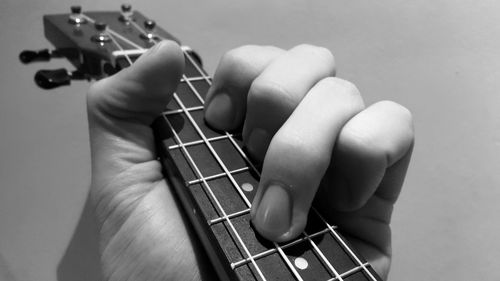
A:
87;40;184;188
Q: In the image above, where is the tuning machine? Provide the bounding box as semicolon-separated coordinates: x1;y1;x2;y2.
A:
19;48;78;64
34;68;89;89
119;4;134;22
68;5;87;25
140;19;159;41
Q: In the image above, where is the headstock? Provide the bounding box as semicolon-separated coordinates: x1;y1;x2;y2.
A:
20;5;201;89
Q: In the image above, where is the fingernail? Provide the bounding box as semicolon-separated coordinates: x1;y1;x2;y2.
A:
246;128;270;161
253;184;292;238
205;92;234;130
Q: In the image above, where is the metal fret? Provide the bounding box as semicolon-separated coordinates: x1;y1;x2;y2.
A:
209;208;251;225
231;228;331;268
163;105;204;115
187;166;250;186
181;76;208;82
328;263;372;281
317;211;378;281
168;134;235;150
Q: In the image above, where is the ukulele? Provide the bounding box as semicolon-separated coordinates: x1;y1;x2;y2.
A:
20;5;382;281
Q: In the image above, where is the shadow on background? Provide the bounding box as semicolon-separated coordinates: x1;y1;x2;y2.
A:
57;195;102;281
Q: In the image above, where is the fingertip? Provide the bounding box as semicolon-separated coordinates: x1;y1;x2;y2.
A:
204;90;237;131
120;39;185;87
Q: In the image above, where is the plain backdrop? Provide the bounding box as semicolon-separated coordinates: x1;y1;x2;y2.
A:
0;1;499;280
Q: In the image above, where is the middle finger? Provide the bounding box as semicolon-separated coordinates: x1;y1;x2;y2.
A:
243;44;336;162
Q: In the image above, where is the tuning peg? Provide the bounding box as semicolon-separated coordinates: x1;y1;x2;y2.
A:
19;48;79;64
19;49;51;63
120;4;134;22
34;68;88;89
91;22;111;43
69;5;87;25
140;19;158;41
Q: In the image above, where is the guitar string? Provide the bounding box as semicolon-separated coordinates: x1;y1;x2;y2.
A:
91;11;376;280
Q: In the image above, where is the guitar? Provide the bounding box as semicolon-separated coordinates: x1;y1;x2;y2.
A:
20;5;382;281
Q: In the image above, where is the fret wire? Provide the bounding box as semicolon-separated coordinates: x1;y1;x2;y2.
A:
315;211;378;281
183;48;212;85
231;228;331;268
168;134;233;150
209;208;251;225
303;231;343;280
187;167;250;186
167;94;267;281
180;48;306;281
182;74;205;104
181;76;209;82
327;263;371;281
163;105;204;116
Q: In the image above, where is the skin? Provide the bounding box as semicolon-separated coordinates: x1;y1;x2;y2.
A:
87;40;414;281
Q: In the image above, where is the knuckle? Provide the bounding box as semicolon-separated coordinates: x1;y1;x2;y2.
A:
320;77;364;112
220;45;259;69
295;44;335;72
249;77;291;106
273;131;331;178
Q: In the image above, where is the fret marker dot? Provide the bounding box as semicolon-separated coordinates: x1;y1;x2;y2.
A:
241;182;253;192
294;257;308;270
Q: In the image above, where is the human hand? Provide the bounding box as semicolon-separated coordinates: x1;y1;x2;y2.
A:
204;45;414;280
87;41;216;281
87;40;413;281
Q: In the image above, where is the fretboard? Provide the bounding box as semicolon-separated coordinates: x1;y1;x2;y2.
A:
152;53;382;281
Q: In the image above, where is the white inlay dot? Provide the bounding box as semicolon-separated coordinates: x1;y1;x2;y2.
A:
241;182;254;192
294;257;308;270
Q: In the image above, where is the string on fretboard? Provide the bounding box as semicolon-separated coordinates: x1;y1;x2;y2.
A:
82;12;380;281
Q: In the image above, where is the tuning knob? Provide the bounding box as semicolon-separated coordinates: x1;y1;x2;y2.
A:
34;68;71;89
68;5;87;25
141;19;158;41
120;4;133;22
91;22;111;43
34;68;88;89
144;20;156;30
19;49;51;63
